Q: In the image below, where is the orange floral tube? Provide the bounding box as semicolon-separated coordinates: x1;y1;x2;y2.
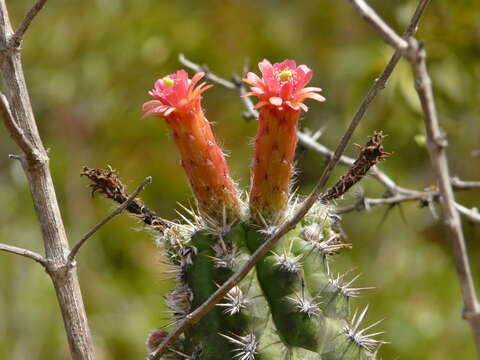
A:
143;70;241;225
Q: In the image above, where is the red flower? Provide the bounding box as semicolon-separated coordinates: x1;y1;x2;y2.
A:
244;60;325;225
143;70;241;226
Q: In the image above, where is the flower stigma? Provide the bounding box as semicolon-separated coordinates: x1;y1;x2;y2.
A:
163;76;174;87
279;70;293;82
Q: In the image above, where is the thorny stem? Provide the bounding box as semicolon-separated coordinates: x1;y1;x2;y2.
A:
150;2;432;358
348;0;480;356
68;176;152;265
298;130;403;194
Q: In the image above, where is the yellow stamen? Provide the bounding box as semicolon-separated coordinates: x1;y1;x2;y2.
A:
163;76;174;87
278;70;293;82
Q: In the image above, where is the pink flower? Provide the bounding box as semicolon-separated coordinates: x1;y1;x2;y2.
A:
243;59;325;112
142;70;212;119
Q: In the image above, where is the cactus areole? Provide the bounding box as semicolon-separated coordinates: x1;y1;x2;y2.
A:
142;60;385;360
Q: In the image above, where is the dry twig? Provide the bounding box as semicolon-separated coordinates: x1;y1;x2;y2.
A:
10;0;47;48
322;131;390;202
0;243;47;267
81;167;170;232
451;177;480;191
68;175;153;265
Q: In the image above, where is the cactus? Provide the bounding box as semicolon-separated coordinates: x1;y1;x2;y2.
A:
86;60;388;360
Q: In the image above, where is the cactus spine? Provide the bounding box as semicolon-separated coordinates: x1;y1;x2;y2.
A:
137;60;386;359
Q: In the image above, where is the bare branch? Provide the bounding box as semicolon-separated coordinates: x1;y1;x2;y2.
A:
334;192;480;225
179;53;236;90
455;204;480;224
68;176;152;264
348;0;480;353
335;193;427;214
0;243;47;267
10;0;47;47
347;0;408;51
412;40;480;356
452;177;480;191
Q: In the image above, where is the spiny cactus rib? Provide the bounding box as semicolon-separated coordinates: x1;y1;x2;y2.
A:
247;225;322;351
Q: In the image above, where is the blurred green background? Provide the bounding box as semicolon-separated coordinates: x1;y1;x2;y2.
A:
1;0;479;359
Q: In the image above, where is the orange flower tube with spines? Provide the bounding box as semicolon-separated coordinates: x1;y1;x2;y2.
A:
244;60;325;225
143;70;241;225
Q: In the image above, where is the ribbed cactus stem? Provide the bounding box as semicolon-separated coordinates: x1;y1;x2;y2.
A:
250;107;300;225
183;231;234;359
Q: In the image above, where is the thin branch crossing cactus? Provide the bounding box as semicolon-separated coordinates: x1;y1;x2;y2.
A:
86;60;389;360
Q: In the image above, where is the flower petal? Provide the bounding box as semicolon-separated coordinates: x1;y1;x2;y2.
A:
269;97;283;106
304;93;326;102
